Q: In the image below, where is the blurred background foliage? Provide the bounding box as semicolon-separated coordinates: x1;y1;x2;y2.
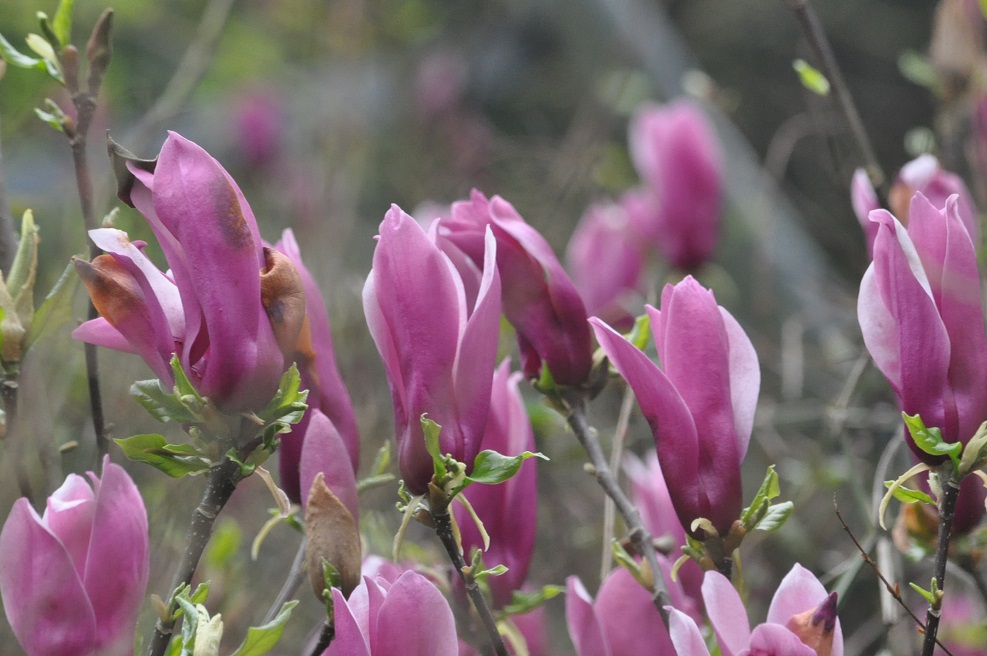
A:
0;0;960;653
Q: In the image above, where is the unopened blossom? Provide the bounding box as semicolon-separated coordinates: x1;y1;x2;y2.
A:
439;189;593;385
74;132;304;412
853;155;980;256
858;192;987;531
669;565;843;656
0;458;149;656
364;206;501;493
591;276;759;537
323;571;458;656
628;100;722;270
454;359;538;608
566;195;646;327
274;228;359;503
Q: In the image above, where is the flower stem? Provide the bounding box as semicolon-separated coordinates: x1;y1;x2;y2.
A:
309;621;334;656
431;503;509;656
567;398;672;628
145;453;246;656
921;474;961;656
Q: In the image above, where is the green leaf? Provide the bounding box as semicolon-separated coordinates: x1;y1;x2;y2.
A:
903;413;962;469
370;441;391;476
879;461;933;530
114;434;211;478
131;379;203;424
750;501;793;533
898;51;939;89
256;364;308;426
465;450;548;486
25;259;78;349
501;585;564;616
474;564;508;580
741;465;781;526
793;59;830;95
0;31;47;70
422;414;443;465
883;481;936;506
170;355;203;402
628;312;651;351
229;601;298;656
52;0;75;47
909;581;937;606
611;539;647;588
959;421;987;477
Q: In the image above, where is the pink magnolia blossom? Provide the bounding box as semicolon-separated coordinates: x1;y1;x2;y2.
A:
591;276;760;537
454;359;538;608
364;206;501;493
566;195;646;327
628;100;722;270
669;565;842;656
73;132;303;412
323;571;458;656
0;458;149;656
274;228;359;504
566;563;694;656
439;190;593;385
858;192;987;531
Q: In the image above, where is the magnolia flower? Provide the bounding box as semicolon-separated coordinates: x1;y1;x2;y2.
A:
0;458;149;656
858;191;987;531
274;228;359;503
628;100;722;270
852;155;980;257
74;132;304;412
566;196;646;327
323;571;458;656
439;190;593;385
364;205;501;493
669;565;842;656
454;359;538;608
591;276;759;537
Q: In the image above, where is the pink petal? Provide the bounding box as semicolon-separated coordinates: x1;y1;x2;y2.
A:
323;588;370;656
767;564;843;656
83;459;149;655
42;474;96;580
565;577;612;656
702;570;750;656
595;567;673;655
372;571;458;656
0;498;97;655
299;409;360;522
743;623;817;656
668;608;711;656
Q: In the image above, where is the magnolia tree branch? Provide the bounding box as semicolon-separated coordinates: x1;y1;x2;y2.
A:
567;399;672;628
146;451;248;656
431;504;509;656
308;621;334;656
781;0;888;205
921;477;961;656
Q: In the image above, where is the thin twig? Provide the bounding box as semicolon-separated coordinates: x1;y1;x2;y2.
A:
922;478;960;656
125;0;237;153
431;503;508;656
782;0;889;206
263;536;307;624
833;499;954;656
146;446;250;656
600;386;635;581
567;398;672;627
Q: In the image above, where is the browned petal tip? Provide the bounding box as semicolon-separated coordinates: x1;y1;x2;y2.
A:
785;592;838;656
74;255;144;326
305;473;362;599
261;248;307;360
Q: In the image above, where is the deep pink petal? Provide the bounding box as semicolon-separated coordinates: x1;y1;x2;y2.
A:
372;571;459;656
299;409;360;522
596;567;673;656
565;577;612;656
0;498;98;656
702;570;750;656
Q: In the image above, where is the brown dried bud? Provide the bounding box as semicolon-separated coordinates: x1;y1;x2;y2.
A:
305;473;361;599
85;9;114;95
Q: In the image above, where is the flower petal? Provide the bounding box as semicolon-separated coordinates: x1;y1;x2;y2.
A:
702;570;750;656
